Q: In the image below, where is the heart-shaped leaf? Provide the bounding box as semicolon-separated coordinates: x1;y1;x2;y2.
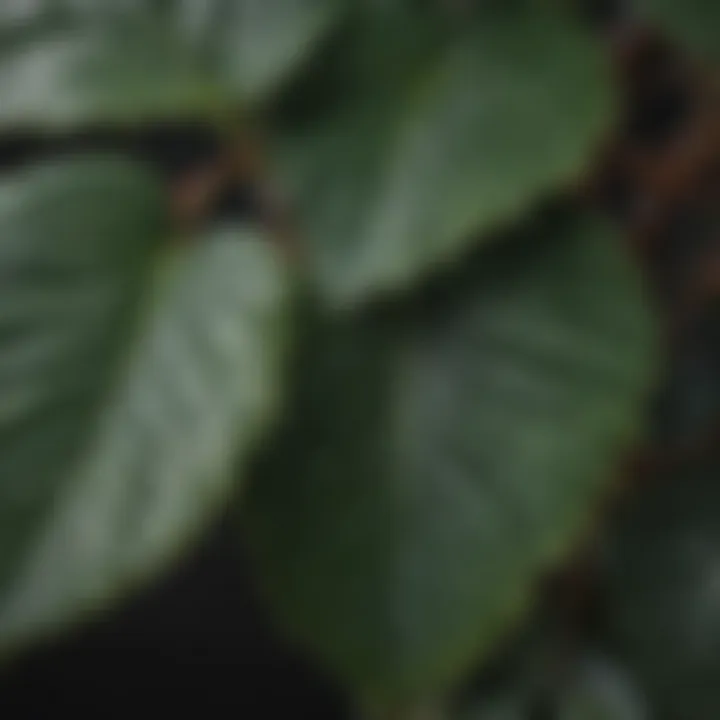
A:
277;5;613;307
243;211;655;703
0;157;289;654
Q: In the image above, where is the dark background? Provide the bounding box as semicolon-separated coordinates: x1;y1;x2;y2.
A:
0;517;345;718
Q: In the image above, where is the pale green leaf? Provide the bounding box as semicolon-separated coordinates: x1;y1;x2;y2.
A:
0;0;344;128
0;12;221;128
0;157;289;653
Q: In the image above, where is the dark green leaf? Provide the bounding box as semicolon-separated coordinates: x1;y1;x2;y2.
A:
0;158;289;653
278;5;613;307
244;212;655;703
606;460;720;720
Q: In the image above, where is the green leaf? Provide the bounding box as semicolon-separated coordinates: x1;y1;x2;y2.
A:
278;5;613;307
0;11;221;128
0;157;289;653
0;0;344;128
606;460;720;720
641;0;720;58
243;212;655;703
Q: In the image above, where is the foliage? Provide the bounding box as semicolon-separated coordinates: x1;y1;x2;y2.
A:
0;1;717;718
